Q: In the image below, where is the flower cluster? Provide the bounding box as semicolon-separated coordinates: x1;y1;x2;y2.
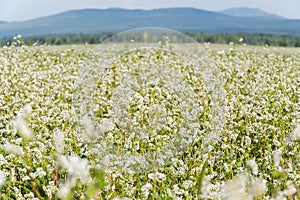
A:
0;40;299;199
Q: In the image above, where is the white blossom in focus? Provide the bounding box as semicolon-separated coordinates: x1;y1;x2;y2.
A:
148;172;166;181
141;183;152;198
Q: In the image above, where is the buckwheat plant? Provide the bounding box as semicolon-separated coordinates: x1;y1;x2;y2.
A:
0;29;299;199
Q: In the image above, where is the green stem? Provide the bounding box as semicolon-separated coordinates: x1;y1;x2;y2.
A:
197;158;208;196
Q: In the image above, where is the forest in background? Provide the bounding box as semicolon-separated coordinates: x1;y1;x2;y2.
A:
2;32;300;47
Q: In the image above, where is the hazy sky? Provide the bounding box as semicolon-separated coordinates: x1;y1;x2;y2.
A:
0;0;299;21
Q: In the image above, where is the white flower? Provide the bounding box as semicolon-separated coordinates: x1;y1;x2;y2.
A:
172;184;186;196
270;192;284;200
273;148;282;167
58;155;90;183
80;116;94;133
12;118;33;140
36;168;47;178
286;124;300;143
15;138;23;145
57;176;77;199
200;175;213;198
0;171;6;188
33;148;43;160
22;176;31;181
248;177;267;197
148;172;166;181
141;183;152;197
243;136;252;146
99;118;115;133
0;155;8;165
24;192;35;199
21;104;32;118
182;180;193;190
246;159;258;175
222;174;249;200
53;129;64;154
80;116;96;139
217;50;225;55
283;181;297;196
3;143;24;156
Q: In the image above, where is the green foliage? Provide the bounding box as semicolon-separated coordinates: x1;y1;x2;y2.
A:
3;32;300;47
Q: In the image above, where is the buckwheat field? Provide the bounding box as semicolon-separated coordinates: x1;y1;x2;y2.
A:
0;35;300;199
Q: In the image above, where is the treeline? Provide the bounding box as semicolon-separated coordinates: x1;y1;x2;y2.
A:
186;33;300;47
0;33;114;46
2;32;300;47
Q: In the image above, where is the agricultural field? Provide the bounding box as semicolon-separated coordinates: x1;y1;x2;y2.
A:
0;36;300;199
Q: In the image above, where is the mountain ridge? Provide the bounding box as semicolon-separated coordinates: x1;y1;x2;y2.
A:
1;7;300;38
219;7;285;19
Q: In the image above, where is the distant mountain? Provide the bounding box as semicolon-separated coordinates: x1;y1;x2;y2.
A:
0;7;300;38
219;7;285;19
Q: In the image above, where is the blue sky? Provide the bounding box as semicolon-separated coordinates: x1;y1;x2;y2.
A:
0;0;299;21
